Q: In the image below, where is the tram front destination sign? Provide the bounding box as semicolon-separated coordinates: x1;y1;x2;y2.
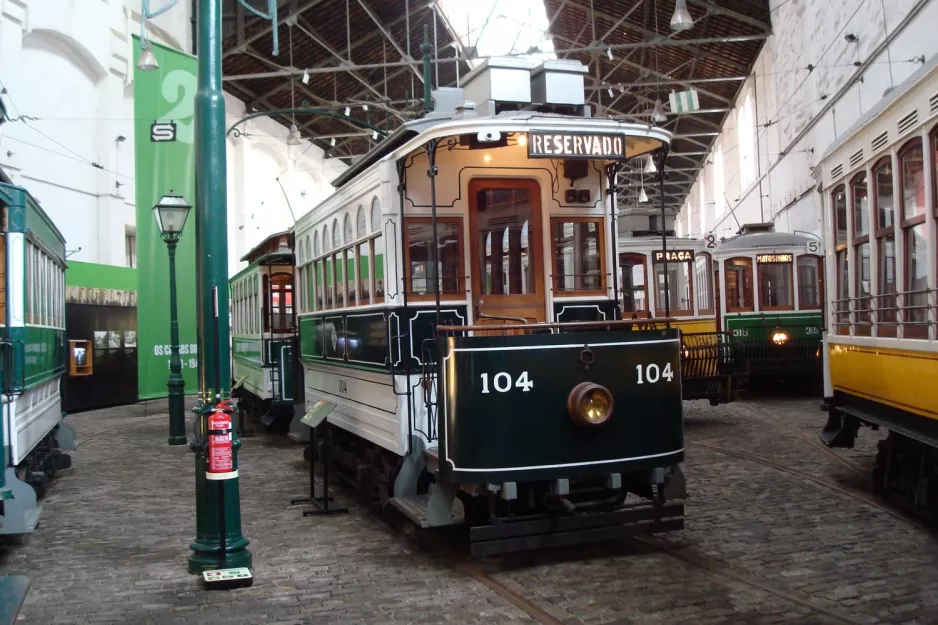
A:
527;131;627;160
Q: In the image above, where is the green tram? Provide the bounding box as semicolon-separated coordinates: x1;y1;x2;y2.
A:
710;224;824;387
229;231;297;429
0;181;75;534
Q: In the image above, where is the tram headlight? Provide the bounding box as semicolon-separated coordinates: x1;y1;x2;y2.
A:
567;382;614;426
772;331;789;345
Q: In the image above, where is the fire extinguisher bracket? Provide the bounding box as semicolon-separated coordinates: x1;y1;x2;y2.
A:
206;470;239;480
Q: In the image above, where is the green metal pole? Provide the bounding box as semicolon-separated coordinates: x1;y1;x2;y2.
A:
166;239;187;445
188;0;251;575
421;25;432;113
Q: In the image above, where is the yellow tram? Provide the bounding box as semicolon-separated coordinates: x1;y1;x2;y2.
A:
618;235;735;404
819;57;938;515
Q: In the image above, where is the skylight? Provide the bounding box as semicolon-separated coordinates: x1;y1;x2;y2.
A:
437;0;556;69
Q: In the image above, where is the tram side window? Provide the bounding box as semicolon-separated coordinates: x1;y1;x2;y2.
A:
797;255;822;310
874;158;897;336
898;140;927;338
831;186;850;334
654;261;693;315
695;253;714;315
404;218;463;297
618;254;647;315
552;218;604;293
724;257;753;312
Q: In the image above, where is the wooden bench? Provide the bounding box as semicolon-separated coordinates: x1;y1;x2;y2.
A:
0;575;29;625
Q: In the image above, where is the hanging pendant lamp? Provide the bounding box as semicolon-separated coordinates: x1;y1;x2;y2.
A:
670;0;694;31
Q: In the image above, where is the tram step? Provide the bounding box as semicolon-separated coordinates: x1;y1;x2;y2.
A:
469;502;685;557
388;494;464;529
422;447;439;474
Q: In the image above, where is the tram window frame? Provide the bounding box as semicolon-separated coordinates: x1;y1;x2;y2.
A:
796;254;823;311
403;216;465;301
899;138;928;339
653;259;694;316
831;185;850;335
756;257;794;312
550;217;606;295
267;271;294;333
724;257;754;313
618;253;649;316
851;171;871;334
872;157;897;336
695;252;714;315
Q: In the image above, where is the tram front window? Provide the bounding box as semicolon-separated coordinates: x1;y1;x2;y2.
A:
477;188;534;296
757;260;793;310
654;263;692;315
725;258;753;312
619;254;647;314
405;219;462;296
553;219;603;292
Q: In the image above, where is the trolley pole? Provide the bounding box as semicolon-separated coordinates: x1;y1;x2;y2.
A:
187;0;251;575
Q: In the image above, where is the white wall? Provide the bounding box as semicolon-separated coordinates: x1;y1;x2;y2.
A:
0;0;346;276
678;0;938;242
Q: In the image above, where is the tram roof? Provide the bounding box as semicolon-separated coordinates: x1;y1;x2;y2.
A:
713;231;811;252
330;110;672;189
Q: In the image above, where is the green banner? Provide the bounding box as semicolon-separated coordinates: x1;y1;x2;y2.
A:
132;36;199;399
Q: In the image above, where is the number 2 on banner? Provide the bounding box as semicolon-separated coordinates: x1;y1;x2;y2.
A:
636;362;674;384
480;371;533;393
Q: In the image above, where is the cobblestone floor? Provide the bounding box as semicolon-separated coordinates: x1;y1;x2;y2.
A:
1;395;936;624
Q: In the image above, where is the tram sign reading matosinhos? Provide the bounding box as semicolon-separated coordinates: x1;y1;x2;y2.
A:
527;131;626;160
756;253;793;263
653;250;695;263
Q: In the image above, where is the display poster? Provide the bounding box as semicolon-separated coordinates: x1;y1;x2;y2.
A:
132;36;199;399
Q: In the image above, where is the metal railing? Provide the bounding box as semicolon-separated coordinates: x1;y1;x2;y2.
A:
832;287;936;338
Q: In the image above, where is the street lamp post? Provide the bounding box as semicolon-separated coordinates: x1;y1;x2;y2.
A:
153;192;192;446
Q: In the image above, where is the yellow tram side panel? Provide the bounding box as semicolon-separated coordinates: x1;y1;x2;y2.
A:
671;317;717;334
829;342;938;420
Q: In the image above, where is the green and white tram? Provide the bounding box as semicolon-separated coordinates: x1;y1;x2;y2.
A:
0;181;75;534
230;231;297;429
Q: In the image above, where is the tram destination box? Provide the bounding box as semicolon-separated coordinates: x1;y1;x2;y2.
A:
435;329;684;484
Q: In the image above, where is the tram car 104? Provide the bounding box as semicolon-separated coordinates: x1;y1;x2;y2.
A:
0;181;75;534
818;57;938;517
709;224;824;387
288;58;686;555
618;233;737;404
229;231;298;429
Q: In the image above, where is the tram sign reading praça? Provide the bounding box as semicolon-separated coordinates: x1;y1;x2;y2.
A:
527;131;627;160
756;253;793;263
653;249;695;263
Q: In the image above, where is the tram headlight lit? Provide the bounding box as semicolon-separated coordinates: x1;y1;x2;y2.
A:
567;382;614;426
772;331;789;345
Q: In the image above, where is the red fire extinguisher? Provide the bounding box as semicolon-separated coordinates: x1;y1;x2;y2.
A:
207;407;233;475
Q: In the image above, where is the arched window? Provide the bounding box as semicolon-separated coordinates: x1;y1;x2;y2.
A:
371;197;381;233
357;205;367;238
695;253;713;315
322;225;330;253
343;213;353;244
724;257;753;312
831;185;849;334
872;157;896;336
796;255;823;310
618;253;648;315
332;218;341;249
314;231;320;257
852;172;871;334
899;139;927;338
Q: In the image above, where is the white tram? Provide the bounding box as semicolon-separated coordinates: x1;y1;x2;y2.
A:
290;58;687;554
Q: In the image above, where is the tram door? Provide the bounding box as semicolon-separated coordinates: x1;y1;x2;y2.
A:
468;179;546;330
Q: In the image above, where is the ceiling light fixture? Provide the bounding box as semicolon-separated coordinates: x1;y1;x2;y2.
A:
136;44;159;71
652;99;667;123
287;124;302;146
670;0;694;31
301;69;309;84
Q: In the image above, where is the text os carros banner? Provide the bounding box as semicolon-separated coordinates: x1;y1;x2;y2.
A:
132;36;199;400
